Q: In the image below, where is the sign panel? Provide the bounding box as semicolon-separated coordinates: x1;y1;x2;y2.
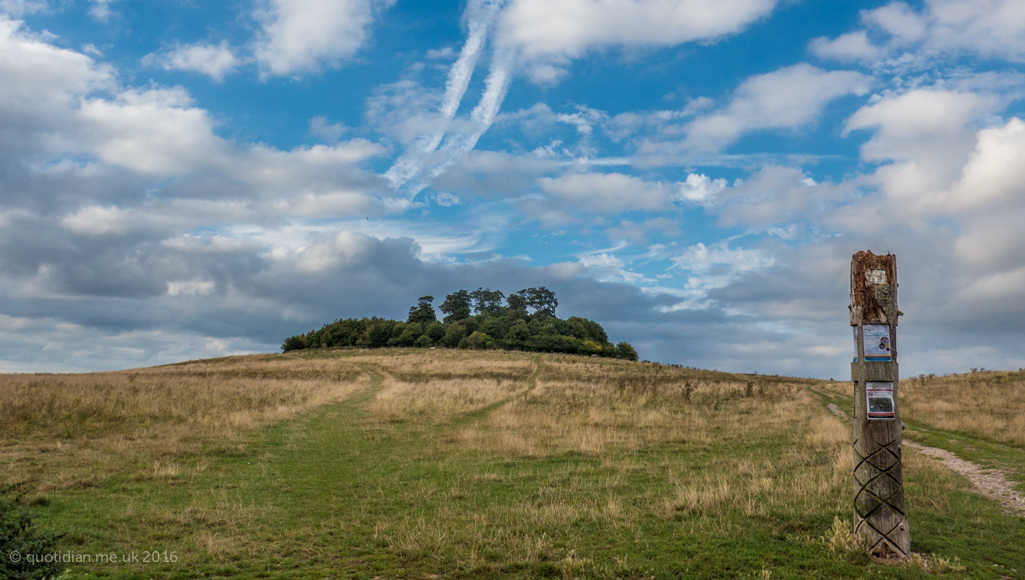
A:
862;324;892;361
866;381;895;419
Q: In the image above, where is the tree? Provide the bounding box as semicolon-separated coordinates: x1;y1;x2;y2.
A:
507;292;527;312
440;324;467;347
506;319;529;342
424;321;446;342
407;295;437;325
395;322;423;347
507;292;528;320
471;287;505;315
519;286;558;317
616;341;638;361
282;335;306;352
440;289;472;322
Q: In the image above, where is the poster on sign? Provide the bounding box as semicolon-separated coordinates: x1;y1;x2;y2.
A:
866;382;895;419
862;324;892;361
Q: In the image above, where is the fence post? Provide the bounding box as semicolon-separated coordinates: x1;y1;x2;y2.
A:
849;250;909;558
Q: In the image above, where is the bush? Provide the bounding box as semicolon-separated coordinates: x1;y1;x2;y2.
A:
465;331;494;350
0;487;64;580
414;334;433;348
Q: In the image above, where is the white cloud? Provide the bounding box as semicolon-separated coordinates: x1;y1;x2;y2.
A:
686;64;873;151
145;41;240;82
844;89;999;205
809;31;885;62
555;105;608;136
0;0;46;17
89;0;120;23
863;2;928;44
921;0;1025;61
814;0;1025;65
496;0;779;79
948;118;1025;213
714;166;846;228
0;16;115;135
673;241;774;277
167;279;215;297
78;87;231;176
309;116;348;141
675;173;726;205
577;252;647;283
538;172;669;213
252;0;395;77
663;240;776;311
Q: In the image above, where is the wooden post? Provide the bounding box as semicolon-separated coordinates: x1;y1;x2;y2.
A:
849;250;909;559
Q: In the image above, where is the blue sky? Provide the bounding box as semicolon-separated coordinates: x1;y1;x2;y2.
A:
2;0;1025;378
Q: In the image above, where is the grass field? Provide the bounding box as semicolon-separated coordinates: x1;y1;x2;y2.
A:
2;350;1024;579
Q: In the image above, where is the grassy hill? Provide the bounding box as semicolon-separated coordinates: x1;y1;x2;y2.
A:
2;350;1024;579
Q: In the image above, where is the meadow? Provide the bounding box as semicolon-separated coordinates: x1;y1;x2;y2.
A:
2;349;1024;579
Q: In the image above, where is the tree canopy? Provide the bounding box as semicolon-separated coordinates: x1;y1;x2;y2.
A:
282;286;637;360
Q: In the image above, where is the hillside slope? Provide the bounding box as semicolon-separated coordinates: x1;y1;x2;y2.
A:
2;350;1024;579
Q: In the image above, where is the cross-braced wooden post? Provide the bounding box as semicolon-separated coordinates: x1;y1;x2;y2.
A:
849;250;909;559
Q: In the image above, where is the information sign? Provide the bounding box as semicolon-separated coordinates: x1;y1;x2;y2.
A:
862;324;892;361
866;381;895;419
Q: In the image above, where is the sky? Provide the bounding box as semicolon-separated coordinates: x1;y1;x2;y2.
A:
2;0;1025;378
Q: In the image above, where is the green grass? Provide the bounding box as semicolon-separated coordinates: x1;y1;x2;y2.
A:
7;352;1025;579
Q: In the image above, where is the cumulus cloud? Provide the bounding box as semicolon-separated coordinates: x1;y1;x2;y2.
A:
675;173;726;205
0;16;115;146
948;118;1025;213
538;172;670;213
145;41;240;81
843;89;1000;208
712;166;847;228
576;251;648;284
252;0;395;76
78;87;233;176
685;64;873;151
496;0;779;80
809;31;885;62
813;0;1025;65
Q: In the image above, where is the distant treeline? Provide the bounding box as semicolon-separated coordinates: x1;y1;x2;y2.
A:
282;287;638;360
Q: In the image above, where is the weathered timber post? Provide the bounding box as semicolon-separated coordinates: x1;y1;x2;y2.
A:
849;250;909;558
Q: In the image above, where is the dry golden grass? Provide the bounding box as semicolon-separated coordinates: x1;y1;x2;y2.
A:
819;369;1025;446
361;352;852;545
397;356;819;459
900;370;1025;446
1;348;1000;578
0;354;367;491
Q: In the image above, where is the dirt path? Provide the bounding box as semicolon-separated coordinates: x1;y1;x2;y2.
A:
826;403;1025;517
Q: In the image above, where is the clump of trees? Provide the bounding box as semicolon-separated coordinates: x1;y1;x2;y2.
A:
282;287;638;360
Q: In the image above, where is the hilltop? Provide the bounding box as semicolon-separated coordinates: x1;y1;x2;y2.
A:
282;287;639;360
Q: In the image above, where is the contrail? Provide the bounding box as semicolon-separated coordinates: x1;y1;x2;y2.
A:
427;47;515;181
385;0;509;192
397;47;515;199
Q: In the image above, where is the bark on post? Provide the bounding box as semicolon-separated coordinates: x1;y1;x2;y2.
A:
849;250;909;559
